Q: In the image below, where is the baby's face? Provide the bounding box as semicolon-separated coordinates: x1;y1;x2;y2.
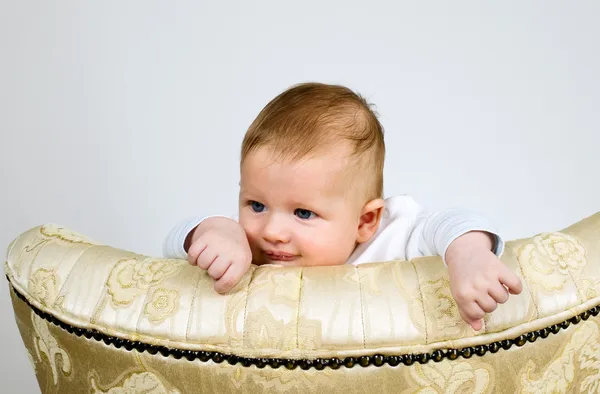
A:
239;146;363;267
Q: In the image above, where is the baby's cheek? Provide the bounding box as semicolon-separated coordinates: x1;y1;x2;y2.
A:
240;216;257;236
305;231;349;265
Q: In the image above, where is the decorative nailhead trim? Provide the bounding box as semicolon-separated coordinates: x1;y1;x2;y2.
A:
7;280;600;371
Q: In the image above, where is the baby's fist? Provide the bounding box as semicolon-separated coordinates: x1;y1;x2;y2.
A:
446;231;523;331
187;217;252;294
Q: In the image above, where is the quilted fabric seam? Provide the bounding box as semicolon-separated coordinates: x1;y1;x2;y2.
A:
296;267;304;349
411;260;428;345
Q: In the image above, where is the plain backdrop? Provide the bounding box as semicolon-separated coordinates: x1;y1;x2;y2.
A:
1;2;599;392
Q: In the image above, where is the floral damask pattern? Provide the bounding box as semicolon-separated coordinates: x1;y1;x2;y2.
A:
405;266;468;339
213;362;336;392
580;332;600;393
403;361;493;394
577;278;600;301
90;371;180;394
40;224;95;245
143;288;180;324
534;232;587;274
106;258;184;307
519;320;600;393
420;276;465;334
270;271;302;304
31;311;72;385
516;232;588;292
28;268;59;307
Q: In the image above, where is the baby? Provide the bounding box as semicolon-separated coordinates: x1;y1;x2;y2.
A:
164;82;523;330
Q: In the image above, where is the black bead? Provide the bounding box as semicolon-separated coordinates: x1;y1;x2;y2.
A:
500;340;512;350
157;347;169;357
184;350;196;361
488;343;500;353
241;358;252;367
198;351;210;362
461;348;472;358
300;360;313;370
255;358;267;369
124;341;134;351
149;346;160;355
359;356;370;367
284;359;297;370
344;357;356;368
570;315;581;324
550;324;560;334
431;350;444;362
582;311;591;320
172;349;183;360
591;306;599;316
329;358;341;370
83;330;92;339
474;345;487;356
526;332;537;343
314;359;326;370
212;353;224;363
402;355;414;365
74;328;84;337
92;331;102;341
269;359;281;369
416;353;429;364
227;355;238;365
447;349;459;360
373;354;385;366
560;320;570;330
515;335;527;347
540;328;550;338
113;338;124;349
102;336;111;346
386;356;400;367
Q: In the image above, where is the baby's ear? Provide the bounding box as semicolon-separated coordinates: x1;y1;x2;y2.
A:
356;198;385;243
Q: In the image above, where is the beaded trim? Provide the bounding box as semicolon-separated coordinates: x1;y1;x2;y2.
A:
8;282;600;370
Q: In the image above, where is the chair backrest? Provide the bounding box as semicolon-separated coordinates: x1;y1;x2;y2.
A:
5;214;600;393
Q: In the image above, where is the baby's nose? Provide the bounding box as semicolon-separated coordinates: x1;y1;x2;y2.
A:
263;215;291;243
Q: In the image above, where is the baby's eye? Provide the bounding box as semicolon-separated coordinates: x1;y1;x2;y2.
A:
294;208;315;220
250;201;265;213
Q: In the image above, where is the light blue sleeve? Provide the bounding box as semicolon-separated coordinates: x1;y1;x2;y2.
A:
407;209;505;265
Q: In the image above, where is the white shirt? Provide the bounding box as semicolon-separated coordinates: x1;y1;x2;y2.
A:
163;195;504;265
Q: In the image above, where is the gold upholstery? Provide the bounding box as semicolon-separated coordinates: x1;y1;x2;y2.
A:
5;213;600;393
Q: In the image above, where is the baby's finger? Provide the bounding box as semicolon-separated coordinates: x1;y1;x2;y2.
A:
488;282;510;304
187;241;207;265
214;261;247;294
476;295;499;313
499;267;523;295
462;301;485;326
470;318;483;331
207;258;232;280
459;308;483;331
196;248;218;270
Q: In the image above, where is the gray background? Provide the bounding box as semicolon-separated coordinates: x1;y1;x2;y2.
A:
1;2;599;392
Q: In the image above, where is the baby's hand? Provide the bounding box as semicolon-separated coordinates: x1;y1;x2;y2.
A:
445;231;523;331
186;217;252;294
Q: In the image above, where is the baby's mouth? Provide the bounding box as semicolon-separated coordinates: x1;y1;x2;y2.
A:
264;251;297;262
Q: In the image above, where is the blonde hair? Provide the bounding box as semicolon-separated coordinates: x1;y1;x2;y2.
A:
241;82;385;200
